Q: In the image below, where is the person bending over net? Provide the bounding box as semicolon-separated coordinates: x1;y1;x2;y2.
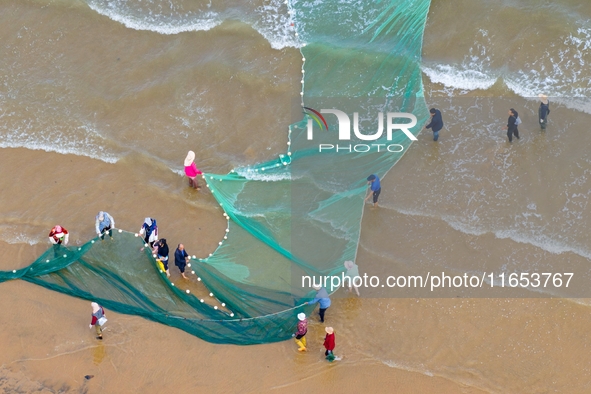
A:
48;225;69;258
89;302;107;340
154;238;170;277
95;211;115;240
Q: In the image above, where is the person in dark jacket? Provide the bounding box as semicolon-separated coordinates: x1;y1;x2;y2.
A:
502;108;520;143
174;244;190;279
154;239;170;277
424;108;444;141
539;94;550;130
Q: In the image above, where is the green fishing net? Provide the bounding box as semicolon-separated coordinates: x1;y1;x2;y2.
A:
0;0;430;344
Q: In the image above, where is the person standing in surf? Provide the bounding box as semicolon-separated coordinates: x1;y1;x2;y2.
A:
503;108;520;143
424;108;444;141
324;327;336;362
174;243;190;279
539;94;550;130
344;260;361;296
364;174;381;208
184;151;203;189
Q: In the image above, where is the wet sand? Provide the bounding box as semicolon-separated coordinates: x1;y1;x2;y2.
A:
3;148;591;393
0;280;489;393
0;148;482;393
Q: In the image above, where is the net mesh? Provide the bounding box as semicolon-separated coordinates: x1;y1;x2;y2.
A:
0;0;431;345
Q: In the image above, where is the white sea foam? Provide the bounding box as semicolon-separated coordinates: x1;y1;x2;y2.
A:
86;0;301;50
252;0;302;50
394;206;591;262
0;233;41;246
424;25;591;115
0;140;119;164
235;167;291;181
0;120;120;164
423;29;496;91
422;64;497;91
86;1;221;35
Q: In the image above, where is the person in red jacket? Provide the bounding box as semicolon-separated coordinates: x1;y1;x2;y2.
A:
324;326;336;361
48;225;69;245
48;225;69;258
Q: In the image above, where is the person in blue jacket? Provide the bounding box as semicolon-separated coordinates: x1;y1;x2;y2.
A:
424;108;444;141
364;174;381;208
305;285;331;323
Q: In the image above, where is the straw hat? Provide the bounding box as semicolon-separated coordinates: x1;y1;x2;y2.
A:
184;151;195;167
325;327;334;334
91;302;100;313
297;313;306;321
344;260;355;270
539;94;548;105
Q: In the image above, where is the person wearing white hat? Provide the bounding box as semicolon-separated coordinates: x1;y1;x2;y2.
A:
139;217;158;247
89;302;107;340
293;312;308;352
95;211;115;240
344;260;360;296
538;94;550;130
184;151;203;189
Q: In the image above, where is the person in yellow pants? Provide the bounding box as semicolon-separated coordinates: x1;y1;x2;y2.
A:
293;313;308;351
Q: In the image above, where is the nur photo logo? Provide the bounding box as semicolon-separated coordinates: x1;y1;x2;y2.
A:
303;107;418;153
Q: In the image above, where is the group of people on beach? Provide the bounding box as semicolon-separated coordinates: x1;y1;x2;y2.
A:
423;94;551;143
53;88;542;356
295;260;360;361
49;210;194;340
45;151;202;341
